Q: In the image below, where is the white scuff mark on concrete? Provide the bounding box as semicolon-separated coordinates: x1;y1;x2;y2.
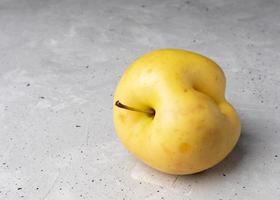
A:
42;170;61;200
49;39;58;46
36;100;52;109
64;26;77;37
51;102;68;111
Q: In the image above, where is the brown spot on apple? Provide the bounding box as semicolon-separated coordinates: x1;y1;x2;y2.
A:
196;125;204;132
179;143;190;153
196;104;205;110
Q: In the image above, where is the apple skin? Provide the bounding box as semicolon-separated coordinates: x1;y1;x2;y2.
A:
113;49;241;175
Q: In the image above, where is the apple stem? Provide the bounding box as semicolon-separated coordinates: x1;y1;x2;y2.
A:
115;100;155;116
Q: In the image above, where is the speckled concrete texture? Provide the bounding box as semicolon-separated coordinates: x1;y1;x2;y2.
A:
0;0;279;199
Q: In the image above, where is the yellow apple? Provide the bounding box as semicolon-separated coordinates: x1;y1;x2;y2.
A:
113;49;241;175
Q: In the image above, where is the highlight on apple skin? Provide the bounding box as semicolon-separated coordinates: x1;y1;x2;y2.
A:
113;49;241;175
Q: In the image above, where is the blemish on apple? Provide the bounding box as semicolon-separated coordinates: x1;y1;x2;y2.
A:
179;143;190;153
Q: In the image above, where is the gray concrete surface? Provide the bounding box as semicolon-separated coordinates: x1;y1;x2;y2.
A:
0;0;280;199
